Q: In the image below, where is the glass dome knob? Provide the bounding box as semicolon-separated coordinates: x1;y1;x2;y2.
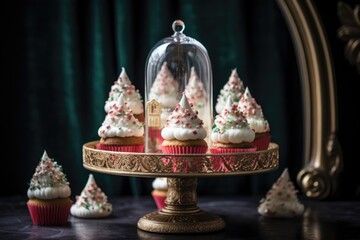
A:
172;20;185;33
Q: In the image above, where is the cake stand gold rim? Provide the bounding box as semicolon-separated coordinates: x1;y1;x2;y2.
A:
82;140;279;177
83;163;278;178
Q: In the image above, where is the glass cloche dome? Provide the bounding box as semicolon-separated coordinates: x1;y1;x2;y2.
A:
144;20;213;153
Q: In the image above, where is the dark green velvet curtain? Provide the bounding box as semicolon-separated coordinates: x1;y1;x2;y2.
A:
6;0;302;197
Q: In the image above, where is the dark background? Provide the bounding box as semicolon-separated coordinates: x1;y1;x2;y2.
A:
3;0;359;200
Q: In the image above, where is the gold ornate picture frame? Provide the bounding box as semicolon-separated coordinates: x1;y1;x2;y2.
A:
277;0;342;199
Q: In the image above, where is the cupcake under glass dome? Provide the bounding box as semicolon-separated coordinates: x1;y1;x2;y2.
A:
144;20;213;153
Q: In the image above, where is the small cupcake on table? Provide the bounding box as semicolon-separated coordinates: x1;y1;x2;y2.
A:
27;151;72;226
238;87;270;150
97;93;145;152
151;177;168;210
71;174;112;218
258;168;304;218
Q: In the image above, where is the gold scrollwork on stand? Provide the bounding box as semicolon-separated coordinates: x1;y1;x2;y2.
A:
83;141;279;177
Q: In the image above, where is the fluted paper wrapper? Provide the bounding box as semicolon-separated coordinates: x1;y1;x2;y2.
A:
27;201;72;226
253;134;271;150
96;143;144;152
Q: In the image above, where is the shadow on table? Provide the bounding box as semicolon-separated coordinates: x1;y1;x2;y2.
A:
258;206;337;240
137;229;227;240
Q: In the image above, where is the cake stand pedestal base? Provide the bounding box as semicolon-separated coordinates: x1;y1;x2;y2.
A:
137;177;226;234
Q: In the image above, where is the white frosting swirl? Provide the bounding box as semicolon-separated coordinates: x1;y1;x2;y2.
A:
211;97;255;144
71;174;112;218
149;62;180;109
152;177;168;190
105;67;144;115
215;68;245;114
258;169;304;218
27;151;71;200
161;93;207;141
27;186;71;200
98;93;144;138
238;87;270;133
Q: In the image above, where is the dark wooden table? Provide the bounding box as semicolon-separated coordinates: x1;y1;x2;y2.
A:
0;196;359;239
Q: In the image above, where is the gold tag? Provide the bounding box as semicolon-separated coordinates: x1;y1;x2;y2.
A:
146;99;162;128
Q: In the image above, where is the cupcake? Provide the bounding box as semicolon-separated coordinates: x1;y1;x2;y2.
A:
70;174;112;218
151;177;167;210
149;61;180;111
27;151;72;225
184;66;208;122
104;67;144;122
97;93;145;152
215;68;245;114
258;168;304;218
148;62;180;147
211;96;256;154
238;87;270;150
161;93;208;154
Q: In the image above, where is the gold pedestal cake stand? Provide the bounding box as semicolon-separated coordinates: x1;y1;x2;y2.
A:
82;141;279;234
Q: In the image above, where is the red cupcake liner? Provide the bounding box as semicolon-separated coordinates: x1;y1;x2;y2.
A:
148;128;162;139
161;145;208;154
209;147;257;154
151;192;167;210
96;143;144;152
27;202;72;226
209;147;257;172
253;134;271;150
